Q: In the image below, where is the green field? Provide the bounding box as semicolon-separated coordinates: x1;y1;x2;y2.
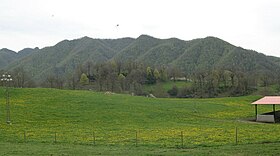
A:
2;141;280;155
1;88;280;155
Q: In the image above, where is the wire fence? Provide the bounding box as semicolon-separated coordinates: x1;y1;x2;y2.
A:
1;126;280;148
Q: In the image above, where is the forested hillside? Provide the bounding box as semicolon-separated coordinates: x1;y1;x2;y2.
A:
0;48;18;68
1;35;280;96
0;48;38;69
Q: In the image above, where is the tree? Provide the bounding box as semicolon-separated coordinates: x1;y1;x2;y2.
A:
153;68;160;82
12;67;26;88
97;64;109;91
146;67;156;84
118;73;126;91
229;71;235;87
67;74;78;90
146;67;152;75
205;72;218;97
130;82;144;95
80;73;89;85
126;69;146;85
46;75;56;88
157;67;167;82
54;75;64;89
86;61;91;76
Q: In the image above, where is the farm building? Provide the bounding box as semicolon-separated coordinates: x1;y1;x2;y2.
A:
252;96;280;123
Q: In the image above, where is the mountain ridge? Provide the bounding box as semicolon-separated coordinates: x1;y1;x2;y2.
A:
1;35;280;83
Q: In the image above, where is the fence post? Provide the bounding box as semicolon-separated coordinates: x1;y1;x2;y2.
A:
135;131;138;147
181;131;184;148
54;132;57;143
93;131;96;145
24;131;26;142
235;127;238;145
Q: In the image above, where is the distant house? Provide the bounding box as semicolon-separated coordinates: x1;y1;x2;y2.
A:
252;96;280;123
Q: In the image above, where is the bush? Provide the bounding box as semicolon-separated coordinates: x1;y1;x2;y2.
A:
167;85;178;97
152;84;169;98
177;87;194;98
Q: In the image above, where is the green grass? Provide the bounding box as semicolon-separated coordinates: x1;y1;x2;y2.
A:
0;87;280;155
2;141;280;155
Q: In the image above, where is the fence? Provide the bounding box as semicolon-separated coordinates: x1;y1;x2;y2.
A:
1;126;280;148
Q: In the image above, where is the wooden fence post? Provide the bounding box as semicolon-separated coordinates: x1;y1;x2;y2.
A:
181;131;184;148
24;131;26;142
235;127;238;145
135;131;138;147
54;132;57;143
93;131;96;145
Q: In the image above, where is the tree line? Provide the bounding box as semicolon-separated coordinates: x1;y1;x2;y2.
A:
1;61;279;98
64;60;171;95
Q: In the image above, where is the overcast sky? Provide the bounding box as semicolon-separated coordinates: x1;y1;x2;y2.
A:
1;0;280;56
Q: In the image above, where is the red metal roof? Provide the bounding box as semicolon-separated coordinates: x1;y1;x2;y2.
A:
252;96;280;105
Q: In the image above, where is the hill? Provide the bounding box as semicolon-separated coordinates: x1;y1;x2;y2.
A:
1;88;280;154
17;47;39;58
2;35;280;83
113;35;162;61
0;48;18;68
4;37;134;82
0;48;38;69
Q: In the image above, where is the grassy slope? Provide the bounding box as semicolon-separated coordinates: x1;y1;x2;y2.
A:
1;88;280;155
1;142;280;156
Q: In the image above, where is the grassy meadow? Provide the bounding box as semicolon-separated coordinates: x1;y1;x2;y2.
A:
1;87;280;155
2;141;280;155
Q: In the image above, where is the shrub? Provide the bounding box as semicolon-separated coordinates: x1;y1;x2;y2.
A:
167;85;178;97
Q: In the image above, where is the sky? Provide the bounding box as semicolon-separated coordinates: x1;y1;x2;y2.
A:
0;0;280;56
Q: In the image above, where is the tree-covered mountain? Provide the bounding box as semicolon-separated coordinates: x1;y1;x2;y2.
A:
1;35;280;83
0;48;18;68
113;35;162;61
136;38;190;66
0;47;38;69
4;37;135;81
17;47;39;58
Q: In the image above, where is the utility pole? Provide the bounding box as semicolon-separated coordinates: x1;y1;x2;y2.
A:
1;73;13;124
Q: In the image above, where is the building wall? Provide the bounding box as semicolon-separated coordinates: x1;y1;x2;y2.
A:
257;114;275;123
